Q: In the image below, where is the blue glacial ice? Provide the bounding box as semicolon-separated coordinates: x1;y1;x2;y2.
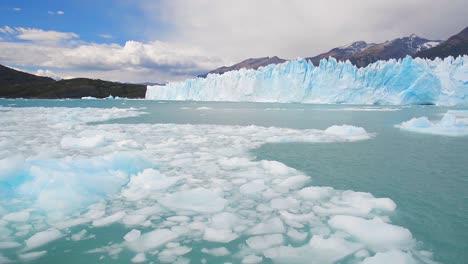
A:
146;56;468;106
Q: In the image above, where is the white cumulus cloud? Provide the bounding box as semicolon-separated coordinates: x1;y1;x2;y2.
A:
0;26;224;82
0;26;78;43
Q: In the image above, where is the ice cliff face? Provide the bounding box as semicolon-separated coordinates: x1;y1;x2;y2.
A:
146;56;468;106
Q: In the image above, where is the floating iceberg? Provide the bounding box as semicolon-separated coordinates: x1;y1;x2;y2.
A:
146;56;468;106
398;110;468;136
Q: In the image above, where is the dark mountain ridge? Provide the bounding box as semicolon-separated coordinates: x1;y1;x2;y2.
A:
415;26;468;59
306;35;442;67
0;65;146;99
199;56;287;78
201;34;446;77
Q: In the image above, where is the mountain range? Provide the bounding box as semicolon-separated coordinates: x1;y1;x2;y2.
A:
198;56;287;78
201;26;468;77
415;26;468;59
306;35;441;67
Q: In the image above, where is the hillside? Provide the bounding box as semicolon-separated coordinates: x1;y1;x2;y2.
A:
0;65;146;99
415;26;468;59
307;35;441;67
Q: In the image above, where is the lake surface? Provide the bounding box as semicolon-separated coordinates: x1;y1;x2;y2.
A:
0;98;466;264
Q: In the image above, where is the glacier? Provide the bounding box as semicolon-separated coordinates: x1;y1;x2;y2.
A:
146;56;468;106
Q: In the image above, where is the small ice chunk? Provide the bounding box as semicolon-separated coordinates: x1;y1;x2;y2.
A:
308;235;363;262
83;209;106;220
122;169;180;200
398;112;468;136
71;230;95;241
203;228;238;243
247;217;285;235
246;234;284;250
287;229;308;243
131;253;146;263
261;160;291;175
328;215;413;251
18;251;47;261
325;125;370;140
86;244;123;257
188;222;206;231
239;180;267;194
131;205;162;216
277;175;310;190
0;241;21;249
123;214;148;226
124;229;141;242
242;255;263;264
158;246;192;263
401;117;432;128
25;229;62;250
201;247;231;256
3;211;29;222
264;235;362;263
159;188;228;213
53;218;90;229
126;229;178;252
92;211;126;227
167;216;190;222
298;186;333;201
270;197;300;210
210;212;240;230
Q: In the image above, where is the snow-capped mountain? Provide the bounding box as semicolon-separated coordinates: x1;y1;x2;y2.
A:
200;35;443;78
307;35;442;67
416;26;468;59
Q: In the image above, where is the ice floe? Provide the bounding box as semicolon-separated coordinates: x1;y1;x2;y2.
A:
398;110;468;136
0;106;434;263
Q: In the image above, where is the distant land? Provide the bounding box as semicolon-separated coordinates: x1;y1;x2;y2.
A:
1;26;467;99
0;64;146;99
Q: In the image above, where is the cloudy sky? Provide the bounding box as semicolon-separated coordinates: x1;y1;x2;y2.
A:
0;0;467;83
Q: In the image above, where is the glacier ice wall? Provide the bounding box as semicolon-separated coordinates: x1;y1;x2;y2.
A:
146;56;468;106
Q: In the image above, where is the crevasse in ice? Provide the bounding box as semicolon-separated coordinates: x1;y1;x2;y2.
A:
146;56;468;106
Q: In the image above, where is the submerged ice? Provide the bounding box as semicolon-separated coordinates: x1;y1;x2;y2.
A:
0;106;435;263
146;56;468;106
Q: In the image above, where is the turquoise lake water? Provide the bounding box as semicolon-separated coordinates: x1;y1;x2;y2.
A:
0;99;467;264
